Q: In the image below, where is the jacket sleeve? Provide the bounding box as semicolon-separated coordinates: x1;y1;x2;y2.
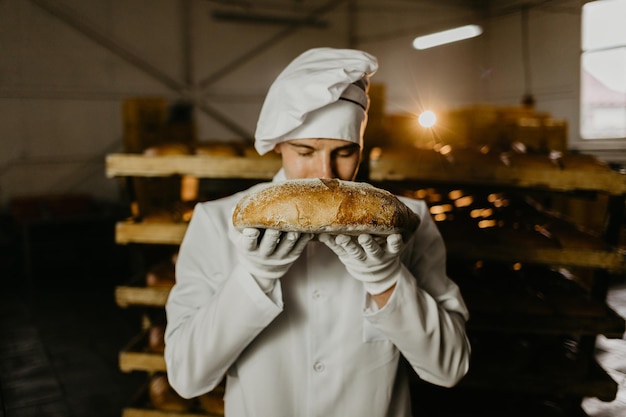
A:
365;198;471;387
164;201;283;399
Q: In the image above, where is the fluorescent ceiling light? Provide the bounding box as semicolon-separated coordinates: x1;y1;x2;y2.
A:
413;25;483;50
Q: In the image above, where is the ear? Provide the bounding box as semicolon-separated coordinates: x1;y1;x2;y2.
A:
273;143;283;155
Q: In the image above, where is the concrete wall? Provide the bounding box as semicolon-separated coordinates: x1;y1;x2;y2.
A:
0;0;601;206
482;2;587;150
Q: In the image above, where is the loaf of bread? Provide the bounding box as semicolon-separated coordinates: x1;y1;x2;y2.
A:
143;143;192;156
198;385;225;415
145;260;176;288
149;373;193;412
195;142;243;157
147;323;166;354
232;178;420;237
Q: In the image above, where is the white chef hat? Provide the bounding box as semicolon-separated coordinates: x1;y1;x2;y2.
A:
254;47;379;155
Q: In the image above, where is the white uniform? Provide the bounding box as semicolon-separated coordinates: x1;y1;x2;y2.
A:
164;182;471;417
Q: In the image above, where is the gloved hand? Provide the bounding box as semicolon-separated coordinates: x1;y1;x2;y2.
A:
232;228;313;292
318;233;404;295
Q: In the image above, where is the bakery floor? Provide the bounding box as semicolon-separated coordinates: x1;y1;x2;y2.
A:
0;213;145;417
1;218;626;417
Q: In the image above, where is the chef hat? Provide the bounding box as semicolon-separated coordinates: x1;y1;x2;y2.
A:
254;47;378;155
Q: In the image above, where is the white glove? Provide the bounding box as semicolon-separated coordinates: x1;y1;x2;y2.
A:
233;228;313;292
319;233;404;295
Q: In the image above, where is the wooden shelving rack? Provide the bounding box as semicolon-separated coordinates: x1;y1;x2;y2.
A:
108;154;280;417
108;149;626;417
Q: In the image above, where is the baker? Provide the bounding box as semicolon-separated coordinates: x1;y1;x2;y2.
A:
164;47;471;416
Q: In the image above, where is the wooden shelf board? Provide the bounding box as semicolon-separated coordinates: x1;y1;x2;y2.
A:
369;158;626;195
446;242;625;271
115;221;188;245
119;330;166;373
467;310;626;338
122;383;223;417
105;152;626;194
114;220;624;270
458;359;619;401
106;154;281;179
113;284;625;336
409;382;594;416
119;350;166;373
123;408;215;417
116;285;171;308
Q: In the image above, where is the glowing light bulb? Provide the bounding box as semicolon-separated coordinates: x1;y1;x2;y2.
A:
418;110;437;127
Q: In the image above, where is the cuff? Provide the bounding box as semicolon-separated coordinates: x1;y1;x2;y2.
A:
363;274;398;295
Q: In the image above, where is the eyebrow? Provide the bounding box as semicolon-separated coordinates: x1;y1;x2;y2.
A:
287;142;359;152
287;142;315;150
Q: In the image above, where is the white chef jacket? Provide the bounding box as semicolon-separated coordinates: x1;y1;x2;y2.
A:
164;181;471;417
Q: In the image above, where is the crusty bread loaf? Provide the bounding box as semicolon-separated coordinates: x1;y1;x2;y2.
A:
143;143;192;156
149;373;193;412
145;260;176;288
198;386;225;415
232;178;420;237
147;323;166;354
195;142;243;157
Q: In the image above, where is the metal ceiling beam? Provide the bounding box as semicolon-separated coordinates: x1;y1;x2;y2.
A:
31;0;186;93
197;0;346;90
211;10;328;27
182;0;194;86
30;0;254;139
195;100;255;142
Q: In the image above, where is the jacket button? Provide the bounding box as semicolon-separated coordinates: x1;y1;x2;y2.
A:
313;361;325;372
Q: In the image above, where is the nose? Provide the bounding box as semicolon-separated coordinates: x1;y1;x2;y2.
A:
316;153;334;179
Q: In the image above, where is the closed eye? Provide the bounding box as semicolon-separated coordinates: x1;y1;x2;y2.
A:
334;146;359;158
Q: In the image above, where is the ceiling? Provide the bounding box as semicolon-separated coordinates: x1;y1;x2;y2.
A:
208;0;583;24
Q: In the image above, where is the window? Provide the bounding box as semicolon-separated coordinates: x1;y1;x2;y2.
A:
580;0;626;140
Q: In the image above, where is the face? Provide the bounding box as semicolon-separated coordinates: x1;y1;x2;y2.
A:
274;138;362;181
